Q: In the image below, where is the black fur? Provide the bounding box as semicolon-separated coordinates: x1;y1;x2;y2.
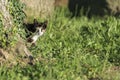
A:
24;19;42;33
24;19;48;38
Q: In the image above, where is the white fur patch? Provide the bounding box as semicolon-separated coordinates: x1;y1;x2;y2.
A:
31;27;45;43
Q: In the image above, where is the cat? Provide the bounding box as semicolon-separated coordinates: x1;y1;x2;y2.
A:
24;19;48;45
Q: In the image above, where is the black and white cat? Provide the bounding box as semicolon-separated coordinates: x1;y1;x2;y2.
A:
25;19;48;45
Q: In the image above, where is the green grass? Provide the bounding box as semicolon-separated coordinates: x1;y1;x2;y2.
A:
0;8;120;80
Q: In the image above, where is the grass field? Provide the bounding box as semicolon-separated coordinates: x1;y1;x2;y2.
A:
0;8;120;80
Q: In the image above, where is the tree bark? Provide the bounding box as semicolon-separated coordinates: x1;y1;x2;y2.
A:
20;0;54;21
0;0;12;29
0;0;33;66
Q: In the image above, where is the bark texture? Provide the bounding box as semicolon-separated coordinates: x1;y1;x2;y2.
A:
20;0;55;21
0;0;12;28
0;0;33;66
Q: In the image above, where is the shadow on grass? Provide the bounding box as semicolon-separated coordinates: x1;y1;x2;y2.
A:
68;0;110;18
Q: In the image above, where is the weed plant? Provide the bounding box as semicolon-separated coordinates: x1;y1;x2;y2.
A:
0;0;26;48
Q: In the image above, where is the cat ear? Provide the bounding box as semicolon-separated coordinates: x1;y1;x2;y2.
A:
44;20;48;25
42;20;48;29
33;19;38;25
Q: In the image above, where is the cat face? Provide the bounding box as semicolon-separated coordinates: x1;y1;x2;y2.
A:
34;19;48;31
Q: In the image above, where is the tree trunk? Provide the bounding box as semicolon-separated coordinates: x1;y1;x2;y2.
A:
0;0;33;66
20;0;55;21
0;0;12;29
